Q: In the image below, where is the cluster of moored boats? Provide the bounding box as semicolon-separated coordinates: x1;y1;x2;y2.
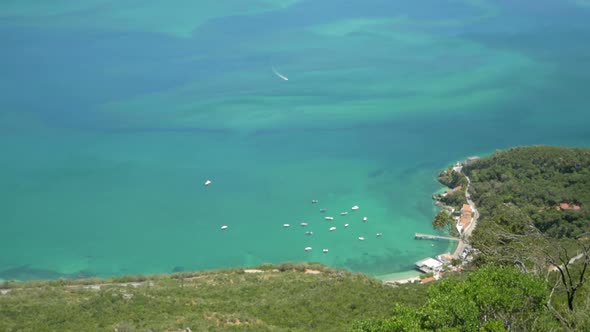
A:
210;179;381;253
279;200;383;253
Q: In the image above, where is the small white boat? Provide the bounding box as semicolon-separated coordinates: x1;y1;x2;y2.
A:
325;216;334;221
300;222;308;227
305;247;312;251
376;233;382;237
283;224;290;228
305;231;314;235
204;180;212;187
329;226;336;232
319;208;327;213
362;217;368;222
311;199;319;204
272;66;289;81
340;212;348;216
322;249;329;253
220;225;228;230
351;205;359;211
344;223;349;228
358;237;365;241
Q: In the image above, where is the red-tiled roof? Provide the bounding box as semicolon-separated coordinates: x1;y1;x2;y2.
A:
560;203;582;211
460;215;471;227
439;253;454;261
459;203;472;227
461;204;472;213
420;277;435;284
449;186;462;193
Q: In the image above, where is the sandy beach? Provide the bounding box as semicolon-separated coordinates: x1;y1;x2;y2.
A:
376;271;421;285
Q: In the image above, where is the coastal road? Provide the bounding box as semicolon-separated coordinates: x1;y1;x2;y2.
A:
548;252;587;272
453;174;479;258
463;175;479;238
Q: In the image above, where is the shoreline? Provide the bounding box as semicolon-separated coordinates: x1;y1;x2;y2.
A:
1;166;471;286
432;159;479;259
373;167;469;284
376;270;421;284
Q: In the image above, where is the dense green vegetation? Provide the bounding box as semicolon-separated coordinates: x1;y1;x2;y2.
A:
352;266;550;331
465;146;590;240
437;169;468;210
0;263;430;332
439;190;467;212
438;168;469;189
432;211;455;234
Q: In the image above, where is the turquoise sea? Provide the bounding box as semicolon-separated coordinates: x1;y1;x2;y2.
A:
1;1;590;280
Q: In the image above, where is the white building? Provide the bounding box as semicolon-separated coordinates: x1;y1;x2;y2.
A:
415;257;443;273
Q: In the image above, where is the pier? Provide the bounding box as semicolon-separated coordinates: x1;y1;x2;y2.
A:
415;233;460;241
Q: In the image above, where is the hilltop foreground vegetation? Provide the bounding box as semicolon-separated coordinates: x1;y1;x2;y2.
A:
2;146;590;331
0;263;430;332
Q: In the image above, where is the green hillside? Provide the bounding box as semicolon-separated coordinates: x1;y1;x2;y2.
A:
0;263;429;332
465;145;590;240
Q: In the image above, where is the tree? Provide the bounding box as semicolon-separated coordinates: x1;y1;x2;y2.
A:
351;304;427;332
351;266;548;332
432;211;455;233
545;240;590;312
438;169;469;188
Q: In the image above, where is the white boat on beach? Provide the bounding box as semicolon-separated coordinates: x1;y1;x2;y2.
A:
351;205;359;211
329;226;336;232
305;246;312;251
300;222;308;227
220;225;228;230
325;216;334;221
283;224;290;228
358;236;365;241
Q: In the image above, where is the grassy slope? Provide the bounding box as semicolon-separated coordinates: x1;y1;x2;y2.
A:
0;263;429;332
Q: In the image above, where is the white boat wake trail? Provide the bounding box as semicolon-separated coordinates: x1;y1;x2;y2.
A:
272;66;289;81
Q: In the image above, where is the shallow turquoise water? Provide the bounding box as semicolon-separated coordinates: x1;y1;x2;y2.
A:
1;1;590;280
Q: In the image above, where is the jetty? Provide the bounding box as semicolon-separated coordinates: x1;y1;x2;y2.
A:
415;233;460;241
